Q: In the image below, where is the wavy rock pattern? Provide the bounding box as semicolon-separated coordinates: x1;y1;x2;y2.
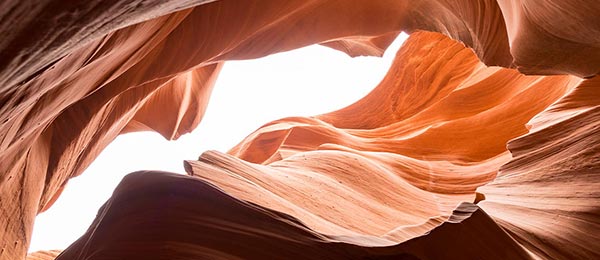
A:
190;31;578;239
56;171;531;260
478;76;600;259
182;31;595;259
0;0;598;259
25;250;61;260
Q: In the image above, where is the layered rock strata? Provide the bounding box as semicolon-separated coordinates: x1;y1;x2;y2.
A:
0;0;598;259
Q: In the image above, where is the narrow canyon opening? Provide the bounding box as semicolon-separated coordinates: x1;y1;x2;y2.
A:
28;33;409;252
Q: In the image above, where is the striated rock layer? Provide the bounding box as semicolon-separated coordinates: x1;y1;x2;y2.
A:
188;31;579;243
53;31;599;258
25;250;61;260
58;31;599;259
477;76;600;259
0;0;598;259
56;171;530;260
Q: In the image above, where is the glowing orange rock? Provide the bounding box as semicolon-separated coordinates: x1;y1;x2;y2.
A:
0;0;598;259
57;31;598;259
25;250;61;260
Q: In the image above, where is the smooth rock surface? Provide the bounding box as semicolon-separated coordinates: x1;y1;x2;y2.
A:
0;0;599;259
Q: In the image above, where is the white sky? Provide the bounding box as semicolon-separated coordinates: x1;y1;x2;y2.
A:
29;33;408;252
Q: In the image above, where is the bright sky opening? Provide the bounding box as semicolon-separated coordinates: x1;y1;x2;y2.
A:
29;33;408;252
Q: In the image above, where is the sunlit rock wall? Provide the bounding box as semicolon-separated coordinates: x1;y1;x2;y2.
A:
0;0;598;259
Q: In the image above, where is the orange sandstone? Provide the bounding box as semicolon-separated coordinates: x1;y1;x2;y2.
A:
0;0;598;259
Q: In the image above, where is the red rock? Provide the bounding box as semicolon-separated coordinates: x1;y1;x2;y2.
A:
478;76;600;259
56;171;531;259
26;250;61;260
0;0;598;259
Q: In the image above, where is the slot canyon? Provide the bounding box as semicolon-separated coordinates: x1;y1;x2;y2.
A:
1;0;599;259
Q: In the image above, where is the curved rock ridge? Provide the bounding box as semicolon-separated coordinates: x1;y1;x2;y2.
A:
0;0;598;259
26;250;61;260
179;31;589;258
477;75;600;259
55;171;530;260
496;0;600;77
52;31;594;259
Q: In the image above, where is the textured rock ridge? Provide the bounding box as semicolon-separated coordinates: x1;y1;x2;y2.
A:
56;172;530;260
478;76;600;259
0;0;598;259
26;250;61;260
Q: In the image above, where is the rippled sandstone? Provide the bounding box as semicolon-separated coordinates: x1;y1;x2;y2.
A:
0;0;598;259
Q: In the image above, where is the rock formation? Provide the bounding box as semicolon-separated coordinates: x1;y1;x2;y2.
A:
0;0;598;259
25;250;61;260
